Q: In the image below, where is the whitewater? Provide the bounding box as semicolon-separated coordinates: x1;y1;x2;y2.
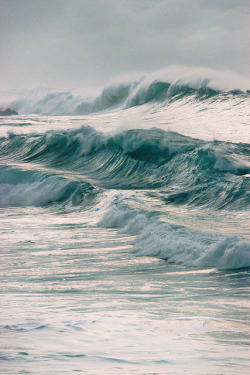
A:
0;67;250;374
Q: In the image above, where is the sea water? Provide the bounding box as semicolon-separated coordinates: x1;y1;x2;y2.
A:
0;69;250;374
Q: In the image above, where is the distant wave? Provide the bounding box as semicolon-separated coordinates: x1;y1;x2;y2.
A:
4;66;250;116
0;126;249;210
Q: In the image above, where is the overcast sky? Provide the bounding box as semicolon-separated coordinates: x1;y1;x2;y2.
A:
1;0;249;90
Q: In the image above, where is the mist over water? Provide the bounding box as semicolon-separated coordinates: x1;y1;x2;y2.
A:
1;67;250;374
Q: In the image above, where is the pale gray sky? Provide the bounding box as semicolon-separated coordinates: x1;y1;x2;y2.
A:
1;0;249;90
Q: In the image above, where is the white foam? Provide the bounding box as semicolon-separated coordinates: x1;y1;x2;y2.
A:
99;203;250;270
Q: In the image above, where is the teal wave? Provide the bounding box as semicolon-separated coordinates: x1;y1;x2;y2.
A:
0;126;249;209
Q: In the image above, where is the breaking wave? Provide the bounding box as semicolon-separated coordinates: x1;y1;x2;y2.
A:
4;66;250;116
98;201;250;270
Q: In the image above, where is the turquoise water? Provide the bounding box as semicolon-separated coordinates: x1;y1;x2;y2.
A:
0;78;250;374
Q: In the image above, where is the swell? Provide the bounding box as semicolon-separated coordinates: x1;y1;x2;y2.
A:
0;126;249;209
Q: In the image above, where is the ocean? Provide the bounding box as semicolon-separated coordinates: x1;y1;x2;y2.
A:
1;68;250;374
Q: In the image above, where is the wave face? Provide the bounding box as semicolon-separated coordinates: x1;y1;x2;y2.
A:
5;66;250;115
0;125;249;270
